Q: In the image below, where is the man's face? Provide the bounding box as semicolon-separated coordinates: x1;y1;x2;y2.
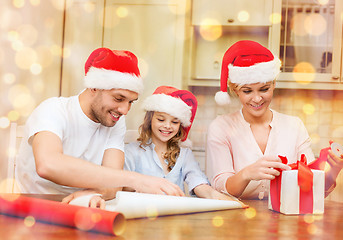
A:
90;88;138;127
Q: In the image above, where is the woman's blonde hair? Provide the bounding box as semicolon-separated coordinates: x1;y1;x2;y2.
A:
137;111;185;171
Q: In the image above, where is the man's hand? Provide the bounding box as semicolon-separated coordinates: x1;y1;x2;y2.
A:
62;189;106;209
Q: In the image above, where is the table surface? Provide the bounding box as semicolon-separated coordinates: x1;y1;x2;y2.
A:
0;194;342;240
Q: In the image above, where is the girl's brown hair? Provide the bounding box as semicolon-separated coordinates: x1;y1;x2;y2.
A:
137;111;185;171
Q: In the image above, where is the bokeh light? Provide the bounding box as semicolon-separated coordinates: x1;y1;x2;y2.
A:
304;214;315;224
310;133;320;144
303;103;315;115
304;14;326;36
269;13;282;24
0;9;22;30
237;11;250;23
307;224;318;235
3;73;16;85
212;216;224;227
74;208;96;231
11;40;24;52
291;13;308;36
63;47;71;59
30;63;42;75
317;0;329;5
244;207;256;219
51;0;72;11
13;0;25;8
8;111;20;122
24;216;36;227
83;2;95;13
146;205;158;219
30;0;40;6
199;18;222;41
51;44;63;57
15;47;37;69
8;84;36;115
116;6;129;18
91;213;102;223
8;30;19;42
293;62;315;84
0;184;21;201
0;117;10;129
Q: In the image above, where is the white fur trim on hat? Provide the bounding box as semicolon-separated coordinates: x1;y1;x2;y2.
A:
84;67;144;94
142;94;192;127
228;57;281;85
215;91;231;106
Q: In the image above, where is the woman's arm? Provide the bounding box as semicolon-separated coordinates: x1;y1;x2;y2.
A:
325;148;343;196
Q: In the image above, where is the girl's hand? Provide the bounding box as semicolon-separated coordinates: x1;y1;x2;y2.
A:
133;175;185;197
242;156;291;181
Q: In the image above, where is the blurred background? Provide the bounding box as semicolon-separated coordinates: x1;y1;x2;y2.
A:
0;0;342;201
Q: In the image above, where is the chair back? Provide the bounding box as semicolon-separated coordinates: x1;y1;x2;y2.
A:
124;129;139;144
6;123;24;193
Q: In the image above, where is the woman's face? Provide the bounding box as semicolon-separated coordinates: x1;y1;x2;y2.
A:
151;112;181;144
234;81;275;120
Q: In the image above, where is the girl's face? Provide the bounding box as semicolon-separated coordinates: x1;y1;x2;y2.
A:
151;112;181;144
234;81;275;120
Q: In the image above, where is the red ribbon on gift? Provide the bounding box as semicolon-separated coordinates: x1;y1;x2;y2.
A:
270;154;315;214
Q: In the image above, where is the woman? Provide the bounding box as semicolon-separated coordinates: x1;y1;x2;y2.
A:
206;40;342;200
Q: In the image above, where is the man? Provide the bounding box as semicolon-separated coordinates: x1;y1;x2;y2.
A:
16;48;184;205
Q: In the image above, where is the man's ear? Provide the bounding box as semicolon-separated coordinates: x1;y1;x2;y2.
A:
90;88;98;94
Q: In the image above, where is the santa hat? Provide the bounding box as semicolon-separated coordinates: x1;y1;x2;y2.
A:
142;86;197;141
215;40;281;105
84;48;144;95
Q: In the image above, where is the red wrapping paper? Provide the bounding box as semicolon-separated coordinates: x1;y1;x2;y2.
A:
0;194;125;236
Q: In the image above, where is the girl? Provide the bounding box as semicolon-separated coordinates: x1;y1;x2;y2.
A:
125;86;233;200
207;40;342;200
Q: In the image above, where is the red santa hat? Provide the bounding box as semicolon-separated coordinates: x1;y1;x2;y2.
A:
215;40;281;105
142;86;197;141
84;48;143;94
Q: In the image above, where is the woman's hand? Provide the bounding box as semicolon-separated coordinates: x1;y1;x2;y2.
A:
326;149;343;178
242;156;291;181
62;189;106;209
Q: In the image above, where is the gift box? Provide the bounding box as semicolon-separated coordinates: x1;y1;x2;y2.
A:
268;155;325;215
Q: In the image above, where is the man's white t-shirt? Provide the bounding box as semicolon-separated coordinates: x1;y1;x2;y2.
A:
16;94;126;194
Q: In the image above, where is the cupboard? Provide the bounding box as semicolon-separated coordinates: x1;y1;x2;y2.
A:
186;0;343;90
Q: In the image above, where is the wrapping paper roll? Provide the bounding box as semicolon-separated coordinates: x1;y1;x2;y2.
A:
70;191;246;219
0;194;125;236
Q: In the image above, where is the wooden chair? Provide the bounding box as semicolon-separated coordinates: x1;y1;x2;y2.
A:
6;122;24;193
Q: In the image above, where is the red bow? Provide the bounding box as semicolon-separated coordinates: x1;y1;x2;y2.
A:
270;154;314;214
